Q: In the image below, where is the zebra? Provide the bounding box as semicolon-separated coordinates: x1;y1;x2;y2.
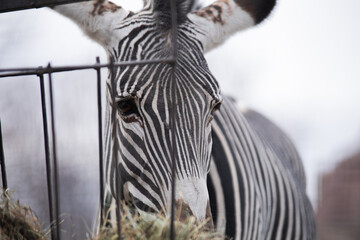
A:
53;0;316;239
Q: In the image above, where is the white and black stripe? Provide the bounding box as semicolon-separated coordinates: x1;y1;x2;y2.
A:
208;96;316;239
103;8;221;215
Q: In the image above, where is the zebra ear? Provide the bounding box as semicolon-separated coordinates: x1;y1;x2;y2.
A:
188;0;276;52
53;1;129;46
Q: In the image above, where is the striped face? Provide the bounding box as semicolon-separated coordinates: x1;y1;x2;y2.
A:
104;15;222;222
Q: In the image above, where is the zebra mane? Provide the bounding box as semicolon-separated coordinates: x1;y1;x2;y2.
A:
152;0;200;30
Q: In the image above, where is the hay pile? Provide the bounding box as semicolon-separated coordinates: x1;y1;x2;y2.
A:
0;190;46;240
93;209;224;240
1;190;224;239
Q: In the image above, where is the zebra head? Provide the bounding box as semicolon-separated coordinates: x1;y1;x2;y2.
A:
105;1;222;223
54;0;276;225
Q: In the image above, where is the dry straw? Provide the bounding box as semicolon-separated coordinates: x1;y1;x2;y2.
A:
0;190;47;240
0;190;225;240
93;204;225;240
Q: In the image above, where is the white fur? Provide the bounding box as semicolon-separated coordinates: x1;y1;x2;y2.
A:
54;2;128;47
188;0;255;53
168;177;209;221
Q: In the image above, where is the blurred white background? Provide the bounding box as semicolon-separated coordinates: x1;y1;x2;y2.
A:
1;0;359;238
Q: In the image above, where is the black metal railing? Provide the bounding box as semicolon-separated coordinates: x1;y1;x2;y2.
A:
0;1;180;240
0;0;87;13
0;120;8;190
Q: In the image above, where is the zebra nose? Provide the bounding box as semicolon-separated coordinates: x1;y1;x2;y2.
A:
171;178;214;228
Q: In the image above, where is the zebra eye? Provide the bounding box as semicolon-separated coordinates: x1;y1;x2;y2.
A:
211;101;222;114
207;101;222;125
117;98;138;116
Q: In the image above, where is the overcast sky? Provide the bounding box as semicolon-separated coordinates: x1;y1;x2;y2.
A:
1;0;360;208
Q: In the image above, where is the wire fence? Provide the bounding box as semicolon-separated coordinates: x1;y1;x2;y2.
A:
0;1;180;240
0;0;87;13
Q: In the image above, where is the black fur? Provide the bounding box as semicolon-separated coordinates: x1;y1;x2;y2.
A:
153;0;199;30
235;0;276;24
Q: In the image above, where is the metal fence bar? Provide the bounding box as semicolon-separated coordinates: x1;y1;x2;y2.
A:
95;57;105;221
169;0;178;239
0;58;175;78
109;59;122;240
39;73;57;240
48;65;61;240
0;0;88;14
0;119;8;190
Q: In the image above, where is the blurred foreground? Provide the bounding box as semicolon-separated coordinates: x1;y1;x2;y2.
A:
317;151;360;240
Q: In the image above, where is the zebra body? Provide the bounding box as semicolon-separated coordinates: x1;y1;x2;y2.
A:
52;0;316;239
209;96;315;239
